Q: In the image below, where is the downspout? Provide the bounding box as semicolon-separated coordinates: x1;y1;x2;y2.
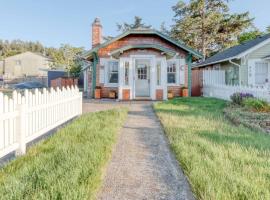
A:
229;59;241;85
92;51;98;97
186;53;192;97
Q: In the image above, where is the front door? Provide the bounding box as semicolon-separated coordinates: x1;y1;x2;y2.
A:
135;59;150;97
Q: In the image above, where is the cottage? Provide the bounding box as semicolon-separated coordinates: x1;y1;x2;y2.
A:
194;34;270;87
82;18;202;100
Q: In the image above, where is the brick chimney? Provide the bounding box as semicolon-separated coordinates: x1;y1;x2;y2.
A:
92;18;102;48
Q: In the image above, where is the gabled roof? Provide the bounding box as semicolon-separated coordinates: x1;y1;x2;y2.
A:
82;29;203;59
4;51;53;61
195;33;270;68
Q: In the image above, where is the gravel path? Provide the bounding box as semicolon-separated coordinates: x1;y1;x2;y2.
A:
97;102;195;200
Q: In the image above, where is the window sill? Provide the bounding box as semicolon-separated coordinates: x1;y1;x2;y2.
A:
104;83;118;88
167;84;179;87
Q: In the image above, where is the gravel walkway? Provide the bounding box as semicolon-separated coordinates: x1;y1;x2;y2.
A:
97;102;195;200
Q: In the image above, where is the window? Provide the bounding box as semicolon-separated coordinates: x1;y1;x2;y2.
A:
124;61;129;86
157;61;161;86
137;65;147;80
15;60;21;66
108;61;118;83
167;61;176;84
255;62;268;85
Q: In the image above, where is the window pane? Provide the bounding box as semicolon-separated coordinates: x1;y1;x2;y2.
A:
167;61;177;84
109;73;118;83
168;73;176;84
157;61;161;85
108;61;119;83
125;62;129;86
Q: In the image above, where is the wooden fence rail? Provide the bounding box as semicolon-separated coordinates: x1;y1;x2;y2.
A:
0;86;82;159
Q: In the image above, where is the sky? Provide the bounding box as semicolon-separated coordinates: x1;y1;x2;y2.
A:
0;0;269;50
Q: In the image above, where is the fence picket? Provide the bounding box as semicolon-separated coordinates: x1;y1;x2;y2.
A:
0;87;82;158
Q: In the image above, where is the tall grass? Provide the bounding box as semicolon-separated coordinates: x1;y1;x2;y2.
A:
154;98;270;200
0;109;128;200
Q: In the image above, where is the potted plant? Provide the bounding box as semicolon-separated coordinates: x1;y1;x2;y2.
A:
182;87;189;97
109;90;117;99
95;86;101;99
168;90;174;99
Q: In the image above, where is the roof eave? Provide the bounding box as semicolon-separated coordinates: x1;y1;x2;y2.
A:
194;56;240;68
83;29;203;59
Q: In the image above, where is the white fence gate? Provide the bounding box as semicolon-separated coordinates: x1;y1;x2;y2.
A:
0;86;82;159
202;70;270;102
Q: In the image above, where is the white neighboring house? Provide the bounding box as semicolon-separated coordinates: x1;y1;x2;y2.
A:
195;34;270;87
1;51;53;79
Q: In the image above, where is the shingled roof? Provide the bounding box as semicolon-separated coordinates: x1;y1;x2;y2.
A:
195;33;270;68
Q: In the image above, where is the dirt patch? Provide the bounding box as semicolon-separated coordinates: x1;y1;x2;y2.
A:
224;105;270;134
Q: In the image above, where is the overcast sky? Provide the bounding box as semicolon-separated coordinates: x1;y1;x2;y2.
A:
0;0;269;49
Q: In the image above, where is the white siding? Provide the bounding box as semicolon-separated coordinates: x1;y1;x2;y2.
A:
249;42;270;59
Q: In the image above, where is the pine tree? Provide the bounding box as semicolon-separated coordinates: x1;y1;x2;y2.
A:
117;16;152;32
171;0;253;58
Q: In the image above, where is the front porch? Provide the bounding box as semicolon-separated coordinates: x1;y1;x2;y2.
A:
84;50;189;101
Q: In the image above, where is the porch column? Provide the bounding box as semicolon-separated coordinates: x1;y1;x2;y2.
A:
187;53;192;97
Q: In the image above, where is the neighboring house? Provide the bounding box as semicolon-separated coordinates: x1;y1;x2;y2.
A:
82;18;202;100
2;51;53;79
194;34;270;87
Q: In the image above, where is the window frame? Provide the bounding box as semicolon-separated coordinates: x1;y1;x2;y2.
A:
255;61;269;85
167;60;178;85
105;60;119;87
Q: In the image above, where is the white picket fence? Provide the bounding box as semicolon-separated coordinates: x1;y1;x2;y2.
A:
203;84;270;102
203;70;226;85
0;86;82;159
202;70;270;102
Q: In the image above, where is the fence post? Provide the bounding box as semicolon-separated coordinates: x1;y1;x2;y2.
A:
16;97;27;156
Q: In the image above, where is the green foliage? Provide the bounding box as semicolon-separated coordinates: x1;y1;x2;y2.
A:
238;30;263;43
171;0;253;58
0;40;45;60
117;16;152;32
230;93;242;105
230;92;253;105
0;109;128;199
154;98;270;200
266;26;270;33
243;98;270;112
0;40;84;75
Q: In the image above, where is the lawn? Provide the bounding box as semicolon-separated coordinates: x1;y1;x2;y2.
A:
154;98;270;200
0;108;128;200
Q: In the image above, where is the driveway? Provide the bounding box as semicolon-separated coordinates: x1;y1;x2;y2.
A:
83;100;195;200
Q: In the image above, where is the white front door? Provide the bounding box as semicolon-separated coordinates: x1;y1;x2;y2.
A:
135;59;150;97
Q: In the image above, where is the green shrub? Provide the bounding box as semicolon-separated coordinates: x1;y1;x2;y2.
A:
230;92;254;105
243;98;270;112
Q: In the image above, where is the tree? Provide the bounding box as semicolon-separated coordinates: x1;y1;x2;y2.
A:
160;22;171;35
266;26;270;33
117;16;152;32
171;0;253;58
238;30;262;44
48;44;84;77
0;39;84;77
